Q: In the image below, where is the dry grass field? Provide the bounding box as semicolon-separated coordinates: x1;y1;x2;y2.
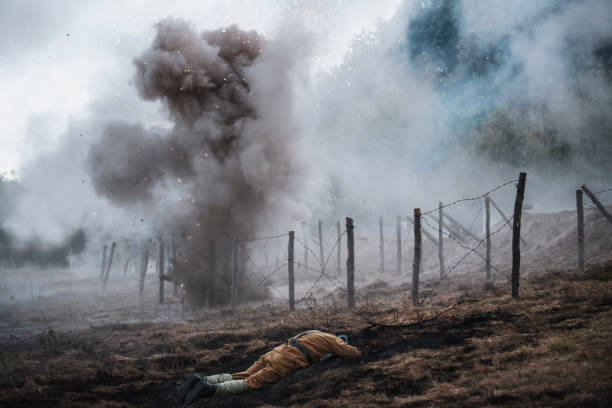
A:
1;260;611;407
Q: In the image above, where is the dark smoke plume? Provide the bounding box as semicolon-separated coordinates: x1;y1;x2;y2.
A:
88;18;302;305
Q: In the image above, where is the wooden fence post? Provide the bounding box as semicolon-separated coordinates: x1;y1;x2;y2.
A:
438;202;445;279
139;243;149;298
346;217;355;310
103;242;116;290
123;240;131;277
581;184;612;224
408;215;439;246
512;172;527;299
576;190;585;270
379;217;384;274
288;231;295;311
100;244;108;280
485;195;491;281
318;220;324;271
396;216;402;275
336;221;341;275
231;240;239;308
158;238;164;304
412;209;421;306
171;240;178;296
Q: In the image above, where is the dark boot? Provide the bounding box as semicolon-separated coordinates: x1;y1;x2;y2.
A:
176;373;202;402
185;380;217;404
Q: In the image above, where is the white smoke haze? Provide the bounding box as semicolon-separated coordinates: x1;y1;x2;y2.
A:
1;0;611;306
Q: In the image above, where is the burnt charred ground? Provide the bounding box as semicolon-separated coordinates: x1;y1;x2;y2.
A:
1;263;611;408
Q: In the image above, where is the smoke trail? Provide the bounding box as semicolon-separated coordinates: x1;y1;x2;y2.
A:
88;18;303;305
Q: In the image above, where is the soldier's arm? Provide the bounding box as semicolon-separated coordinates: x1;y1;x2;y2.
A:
328;337;361;357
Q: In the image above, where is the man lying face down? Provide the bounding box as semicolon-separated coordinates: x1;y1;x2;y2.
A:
176;330;361;404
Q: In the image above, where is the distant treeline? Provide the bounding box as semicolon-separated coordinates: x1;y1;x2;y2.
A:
0;175;86;268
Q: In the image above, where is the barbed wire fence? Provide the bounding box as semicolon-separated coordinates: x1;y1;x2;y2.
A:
233;178;522;312
100;176;612;315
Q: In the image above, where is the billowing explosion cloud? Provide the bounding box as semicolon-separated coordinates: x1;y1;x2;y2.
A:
88;18;303;305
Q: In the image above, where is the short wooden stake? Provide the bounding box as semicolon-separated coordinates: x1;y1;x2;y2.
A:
485;195;491;281
139;244;149;298
158;238;164;305
346;217;355;310
231;240;239;308
379;217;385;274
576;190;585;270
103;242;116;290
336;221;341;274
438;202;445;279
512;172;527;299
100;244;108;280
412;209;421;306
288;231;295;311
582;184;612;224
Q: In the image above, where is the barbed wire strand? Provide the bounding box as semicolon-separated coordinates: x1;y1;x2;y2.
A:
594;187;612;195
297;230;347;302
422;215;509;281
467;203;484;233
418;220;512;306
235;233;289;243
421;179;518;216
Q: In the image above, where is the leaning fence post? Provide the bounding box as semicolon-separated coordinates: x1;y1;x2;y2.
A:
489;196;527;245
346;217;355;310
100;244;108;280
581;184;612;224
512;172;527;299
288;231;295;311
158;238;164;304
336;221;341;274
485;195;491;281
231;239;239;308
103;242;116;290
438;202;445;279
396;216;402;275
139;243;149;298
379;217;384;274
576;190;585;270
412;209;421;306
123;240;131;277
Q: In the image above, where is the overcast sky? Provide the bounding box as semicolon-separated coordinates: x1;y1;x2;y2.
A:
0;0;401;177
